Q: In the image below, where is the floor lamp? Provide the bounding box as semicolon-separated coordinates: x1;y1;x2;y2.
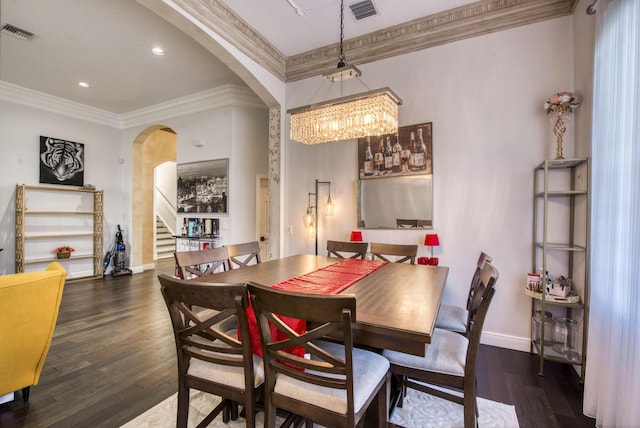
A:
303;180;334;255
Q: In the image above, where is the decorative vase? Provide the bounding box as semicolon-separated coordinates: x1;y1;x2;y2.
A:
548;104;573;160
552;112;567;159
57;252;70;259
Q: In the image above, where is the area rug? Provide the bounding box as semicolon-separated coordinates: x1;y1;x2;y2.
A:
120;388;518;428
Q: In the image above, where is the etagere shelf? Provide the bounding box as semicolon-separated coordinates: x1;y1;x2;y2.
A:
15;184;104;280
530;158;590;382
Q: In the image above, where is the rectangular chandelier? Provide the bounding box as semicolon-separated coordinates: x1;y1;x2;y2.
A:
288;88;402;145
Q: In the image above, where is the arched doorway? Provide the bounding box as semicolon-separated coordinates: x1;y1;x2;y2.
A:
131;126;177;269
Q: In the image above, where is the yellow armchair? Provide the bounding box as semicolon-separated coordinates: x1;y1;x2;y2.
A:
0;262;67;401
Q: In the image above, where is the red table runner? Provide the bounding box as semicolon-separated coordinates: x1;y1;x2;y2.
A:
246;258;387;358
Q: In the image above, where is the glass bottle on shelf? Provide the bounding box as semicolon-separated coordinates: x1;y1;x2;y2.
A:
363;137;374;176
553;317;580;362
531;310;555;346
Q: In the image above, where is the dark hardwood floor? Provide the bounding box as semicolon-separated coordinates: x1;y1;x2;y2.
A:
0;259;595;428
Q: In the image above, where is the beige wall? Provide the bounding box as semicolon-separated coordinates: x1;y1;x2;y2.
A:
133;129;177;266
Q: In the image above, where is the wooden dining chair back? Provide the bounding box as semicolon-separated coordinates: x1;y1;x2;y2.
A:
383;261;500;428
370;242;418;264
326;240;369;259
396;219;418;228
158;274;263;428
227;241;262;269
174;247;230;279
435;251;493;334
246;282;390;428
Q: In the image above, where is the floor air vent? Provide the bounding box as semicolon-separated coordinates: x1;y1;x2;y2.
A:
1;23;36;40
349;0;377;20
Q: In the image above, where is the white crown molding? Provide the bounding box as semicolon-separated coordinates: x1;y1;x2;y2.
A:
171;0;287;81
165;0;576;83
120;84;267;129
285;0;575;82
0;80;122;128
1;80;265;130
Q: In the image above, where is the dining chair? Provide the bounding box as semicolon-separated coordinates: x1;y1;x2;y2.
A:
326;240;369;259
370;242;418;264
396;219;418;228
174;246;230;279
435;251;493;335
246;282;390;428
227;241;262;269
158;274;263;428
382;261;499;428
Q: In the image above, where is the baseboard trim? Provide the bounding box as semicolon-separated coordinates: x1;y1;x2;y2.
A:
481;331;531;352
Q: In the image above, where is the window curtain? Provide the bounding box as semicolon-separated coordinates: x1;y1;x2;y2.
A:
583;0;640;426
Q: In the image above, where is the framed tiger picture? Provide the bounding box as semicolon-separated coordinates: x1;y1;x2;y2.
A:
39;136;85;186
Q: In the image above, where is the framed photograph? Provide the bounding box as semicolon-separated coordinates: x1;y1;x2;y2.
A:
39;136;85;186
177;159;229;214
357;122;432;179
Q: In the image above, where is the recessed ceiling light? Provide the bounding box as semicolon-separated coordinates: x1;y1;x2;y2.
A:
152;47;165;56
78;82;90;88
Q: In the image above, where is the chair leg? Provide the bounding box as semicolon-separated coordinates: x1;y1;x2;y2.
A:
463;391;478;428
230;401;239;420
176;386;189;428
396;375;406;408
264;402;277;428
222;399;231;423
376;374;390;428
21;386;30;403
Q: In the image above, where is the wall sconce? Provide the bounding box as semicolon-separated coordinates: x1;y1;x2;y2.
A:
424;233;440;266
303;180;334;255
349;231;363;242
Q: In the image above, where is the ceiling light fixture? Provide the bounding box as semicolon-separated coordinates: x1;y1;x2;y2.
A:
152;47;165;56
78;82;90;88
287;0;402;145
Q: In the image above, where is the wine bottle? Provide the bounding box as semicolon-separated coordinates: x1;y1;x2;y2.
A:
408;131;417;171
384;136;393;171
392;133;402;173
415;128;427;170
374;138;385;174
363;137;373;176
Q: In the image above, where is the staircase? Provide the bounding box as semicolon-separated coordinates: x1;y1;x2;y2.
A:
156;217;175;260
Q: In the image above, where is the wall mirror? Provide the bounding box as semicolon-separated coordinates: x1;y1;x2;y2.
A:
356;175;433;229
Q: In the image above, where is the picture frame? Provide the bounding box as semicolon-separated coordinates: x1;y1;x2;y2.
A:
177;159;229;214
357;122;432;179
39;136;85;186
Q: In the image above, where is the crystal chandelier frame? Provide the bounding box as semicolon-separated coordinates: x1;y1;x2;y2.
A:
287;0;402;145
289;88;401;145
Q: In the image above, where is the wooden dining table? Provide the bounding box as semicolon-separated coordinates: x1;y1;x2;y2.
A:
196;254;449;357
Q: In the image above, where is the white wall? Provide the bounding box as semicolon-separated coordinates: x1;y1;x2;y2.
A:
121;103;268;253
1;95;268;274
0;101;126;275
283;16;578;351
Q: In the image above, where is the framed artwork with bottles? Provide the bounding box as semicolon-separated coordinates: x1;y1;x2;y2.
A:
357;122;432;179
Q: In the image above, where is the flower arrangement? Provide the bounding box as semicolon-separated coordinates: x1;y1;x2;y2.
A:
544;91;580;114
54;246;75;256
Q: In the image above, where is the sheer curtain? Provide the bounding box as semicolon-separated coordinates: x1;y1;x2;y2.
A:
583;0;640;426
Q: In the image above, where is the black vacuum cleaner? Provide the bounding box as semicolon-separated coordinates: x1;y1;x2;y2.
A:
104;224;132;277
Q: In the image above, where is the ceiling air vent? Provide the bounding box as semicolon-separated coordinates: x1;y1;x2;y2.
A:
1;23;36;40
349;0;377;21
